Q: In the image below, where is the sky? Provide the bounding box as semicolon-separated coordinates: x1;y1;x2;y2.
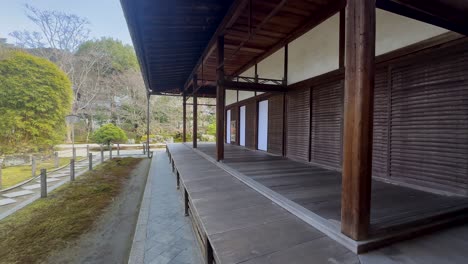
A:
0;0;133;45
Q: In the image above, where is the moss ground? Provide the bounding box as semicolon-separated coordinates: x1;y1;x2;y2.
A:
0;157;143;263
1;157;79;189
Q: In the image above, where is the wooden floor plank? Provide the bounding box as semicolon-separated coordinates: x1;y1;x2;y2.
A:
166;143;359;263
196;143;468;235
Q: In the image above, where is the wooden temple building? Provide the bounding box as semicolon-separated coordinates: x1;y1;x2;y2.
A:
121;0;468;263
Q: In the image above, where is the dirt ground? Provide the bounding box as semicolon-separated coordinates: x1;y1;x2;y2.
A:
45;158;150;264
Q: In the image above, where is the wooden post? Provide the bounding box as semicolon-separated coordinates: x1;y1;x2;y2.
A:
117;143;120;156
184;189;189;216
254;63;258;83
70;158;75;182
216;35;225;161
193;74;198;148
341;0;376;241
89;153;93;171
176;171;180;190
183;93;187;142
40;169;47;198
205;236;214;264
147;92;151;158
31;156;36;178
86;144;90;157
54;151;59;168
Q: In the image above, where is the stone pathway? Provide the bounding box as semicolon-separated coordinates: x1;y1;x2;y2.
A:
129;150;202;264
0;155;102;219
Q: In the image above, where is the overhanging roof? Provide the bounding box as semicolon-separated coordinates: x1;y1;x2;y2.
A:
121;0;467;97
120;0;233;96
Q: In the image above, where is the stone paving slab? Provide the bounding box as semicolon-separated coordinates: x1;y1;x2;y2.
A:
35;178;61;183
128;150;202;264
22;184;41;190
49;174;68;178
0;199;17;206
2;190;34;198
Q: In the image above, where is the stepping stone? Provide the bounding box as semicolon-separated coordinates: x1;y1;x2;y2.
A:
2;190;34;198
35;178;61;183
22;184;41;190
0;198;16;206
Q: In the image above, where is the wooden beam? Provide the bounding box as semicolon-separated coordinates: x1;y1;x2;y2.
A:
341;0;376;241
222;80;286;93
184;0;249;90
193;74;198;148
183;93;187;142
187;103;216;107
216;36;225;161
376;0;468;36
226;0;289;61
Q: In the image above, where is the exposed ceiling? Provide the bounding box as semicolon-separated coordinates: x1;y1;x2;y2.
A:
121;0;468;97
120;0;232;96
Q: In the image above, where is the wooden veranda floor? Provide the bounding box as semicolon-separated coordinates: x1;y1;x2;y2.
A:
196;143;468;236
167;143;468;262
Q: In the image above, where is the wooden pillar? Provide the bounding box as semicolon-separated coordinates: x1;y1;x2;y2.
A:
341;0;376;241
193;74;198;148
216;35;225;161
183;93;187;142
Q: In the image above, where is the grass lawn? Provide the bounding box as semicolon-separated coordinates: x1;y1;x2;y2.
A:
0;157;143;263
1;157;81;189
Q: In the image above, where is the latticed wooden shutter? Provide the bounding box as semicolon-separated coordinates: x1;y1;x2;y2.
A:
286;88;310;161
310;80;343;170
388;44;468;194
245;101;257;149
372;67;390;179
268;95;284;155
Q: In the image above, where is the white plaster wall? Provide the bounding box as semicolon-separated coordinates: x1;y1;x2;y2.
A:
226;89;237;106
226;90;256;106
242;67;256;78
239;91;255;101
376;9;449;56
239;10;449;88
257;48;285;80
288;14;340;84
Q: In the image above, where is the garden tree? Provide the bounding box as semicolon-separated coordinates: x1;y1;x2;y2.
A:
69;44;113;142
77;38;138;72
0;50;72;155
7;5;217;144
8;5;100;143
9;4;90;74
74;38;140;133
114;71;148;140
92;123;128;147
